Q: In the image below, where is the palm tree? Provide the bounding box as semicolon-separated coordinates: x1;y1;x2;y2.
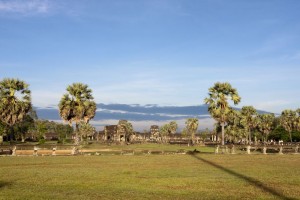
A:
0;78;32;141
78;122;96;142
226;109;242;143
58;83;96;142
185;118;199;144
160;123;170;143
280;110;296;142
240;106;258;144
294;109;300;133
169;121;178;134
257;113;275;143
204;82;241;145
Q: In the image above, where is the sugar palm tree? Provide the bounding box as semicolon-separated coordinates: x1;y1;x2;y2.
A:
78;121;96;142
160;123;170;143
169;121;178;134
0;78;32;141
280;110;296;142
257;113;275;142
58;83;96;142
295;109;300;133
240;106;258;144
226;109;242;143
185;118;199;144
204;82;241;145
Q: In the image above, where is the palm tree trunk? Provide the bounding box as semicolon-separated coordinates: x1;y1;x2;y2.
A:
21;133;25;143
75;123;79;143
9;126;14;142
221;123;225;146
289;131;292;143
249;129;252;145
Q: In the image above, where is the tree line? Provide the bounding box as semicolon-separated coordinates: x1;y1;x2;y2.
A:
204;82;300;145
0;78;299;144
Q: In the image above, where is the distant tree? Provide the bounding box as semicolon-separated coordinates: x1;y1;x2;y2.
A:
0;78;32;141
0;121;6;143
294;109;300;134
268;126;290;142
204;82;241;145
160;124;170;143
58;83;96;143
55;123;74;143
169;121;178;134
226;109;242;143
78;122;96;142
34;120;48;142
181;128;188;138
14;114;35;142
185;118;199;144
280;110;296;142
240;106;258;144
257;113;275;142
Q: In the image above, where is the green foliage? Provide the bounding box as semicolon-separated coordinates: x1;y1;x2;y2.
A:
0;120;7;136
280;109;296;142
58;83;96;129
0;78;32;127
257;113;275;142
204;82;241;145
78;122;96;139
55;123;74;141
268;126;290;142
169;121;178;134
13;114;35;141
38;138;46;144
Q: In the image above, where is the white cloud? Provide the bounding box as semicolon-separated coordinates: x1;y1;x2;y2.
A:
31;90;61;108
253;100;292;113
0;0;50;14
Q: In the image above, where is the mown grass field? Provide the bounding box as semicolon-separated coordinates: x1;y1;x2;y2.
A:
0;146;299;200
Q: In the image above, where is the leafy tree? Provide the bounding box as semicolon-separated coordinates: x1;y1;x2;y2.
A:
34;120;48;141
280;110;296;142
58;83;96;142
240;106;258;144
257;113;275;142
55;123;74;143
204;82;241;145
0;78;32;141
160;124;170;143
0;121;7;143
294;109;300;133
78;122;96;142
185;118;199;144
268;126;290;142
169;121;178;134
226;109;242;143
14;114;35;142
181;128;188;138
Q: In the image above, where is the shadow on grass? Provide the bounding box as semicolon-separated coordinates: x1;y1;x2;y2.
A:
191;154;296;200
0;181;11;189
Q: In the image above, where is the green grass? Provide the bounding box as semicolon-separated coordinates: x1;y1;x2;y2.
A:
81;142;215;153
1;152;299;200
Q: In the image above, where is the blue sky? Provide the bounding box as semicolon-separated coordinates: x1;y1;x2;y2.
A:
1;0;300;114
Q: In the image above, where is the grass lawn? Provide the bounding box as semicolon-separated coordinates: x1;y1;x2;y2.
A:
0;152;299;199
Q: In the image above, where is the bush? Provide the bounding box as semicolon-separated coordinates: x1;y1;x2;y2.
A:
38;138;46;144
268;126;289;142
